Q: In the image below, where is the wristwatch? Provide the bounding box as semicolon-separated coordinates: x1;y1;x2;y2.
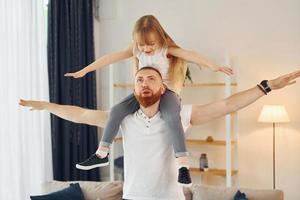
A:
258;80;271;95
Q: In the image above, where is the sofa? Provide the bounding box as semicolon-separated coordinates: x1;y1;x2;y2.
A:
41;180;284;200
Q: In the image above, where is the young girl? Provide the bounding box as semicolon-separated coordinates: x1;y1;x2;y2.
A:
65;15;233;185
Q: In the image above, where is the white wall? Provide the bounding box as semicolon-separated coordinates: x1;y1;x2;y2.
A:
94;0;300;199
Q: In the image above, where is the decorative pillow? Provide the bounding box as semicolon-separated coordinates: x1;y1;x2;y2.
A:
30;183;85;200
42;181;123;200
233;190;248;200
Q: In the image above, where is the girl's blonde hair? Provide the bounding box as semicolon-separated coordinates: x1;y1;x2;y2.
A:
132;15;187;93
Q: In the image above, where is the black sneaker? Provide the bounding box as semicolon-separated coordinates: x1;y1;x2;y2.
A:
76;154;109;170
178;167;192;187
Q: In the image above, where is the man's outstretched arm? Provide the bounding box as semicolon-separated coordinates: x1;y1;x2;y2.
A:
19;100;108;128
191;69;300;125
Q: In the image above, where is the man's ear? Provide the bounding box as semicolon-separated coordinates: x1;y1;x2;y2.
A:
161;85;166;94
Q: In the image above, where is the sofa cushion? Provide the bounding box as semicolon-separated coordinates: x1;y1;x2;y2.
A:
43;180;193;200
192;184;284;200
42;181;123;200
31;183;85;200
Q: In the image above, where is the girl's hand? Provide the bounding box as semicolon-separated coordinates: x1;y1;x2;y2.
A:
19;99;45;111
213;66;234;76
64;70;87;78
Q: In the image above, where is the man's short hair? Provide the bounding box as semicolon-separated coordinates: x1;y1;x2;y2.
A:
135;66;163;79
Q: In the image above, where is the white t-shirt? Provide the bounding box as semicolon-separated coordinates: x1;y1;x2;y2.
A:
133;46;170;86
120;105;192;200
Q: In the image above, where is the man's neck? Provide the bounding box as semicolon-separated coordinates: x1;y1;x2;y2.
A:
140;100;160;118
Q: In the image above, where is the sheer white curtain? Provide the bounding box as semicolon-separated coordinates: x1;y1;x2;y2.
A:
0;0;53;199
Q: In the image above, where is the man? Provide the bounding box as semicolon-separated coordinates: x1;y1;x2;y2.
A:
20;67;300;200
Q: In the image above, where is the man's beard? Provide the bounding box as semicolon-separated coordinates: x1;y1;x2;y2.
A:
134;88;162;108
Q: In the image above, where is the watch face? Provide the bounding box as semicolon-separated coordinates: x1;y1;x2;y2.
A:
261;80;271;92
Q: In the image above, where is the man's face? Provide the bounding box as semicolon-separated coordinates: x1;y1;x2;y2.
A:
134;69;165;107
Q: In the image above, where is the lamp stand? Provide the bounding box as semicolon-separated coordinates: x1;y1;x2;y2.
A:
273;122;276;190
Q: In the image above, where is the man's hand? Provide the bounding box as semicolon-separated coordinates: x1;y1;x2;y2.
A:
19;99;46;111
64;70;87;78
268;69;300;90
191;69;300;125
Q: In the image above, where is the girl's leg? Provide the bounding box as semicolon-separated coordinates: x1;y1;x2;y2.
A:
159;89;188;158
160;89;191;185
76;93;139;170
96;93;140;157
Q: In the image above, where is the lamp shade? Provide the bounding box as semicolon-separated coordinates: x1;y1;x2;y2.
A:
258;105;290;123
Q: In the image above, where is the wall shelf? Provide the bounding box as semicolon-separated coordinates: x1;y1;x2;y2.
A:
186;139;237;146
190;168;238;177
113;82;237;88
114;137;237;146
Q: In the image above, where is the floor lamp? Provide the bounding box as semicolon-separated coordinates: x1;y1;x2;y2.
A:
258;105;290;189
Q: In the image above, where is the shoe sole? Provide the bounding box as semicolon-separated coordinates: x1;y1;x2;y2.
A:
178;182;192;187
76;162;109;170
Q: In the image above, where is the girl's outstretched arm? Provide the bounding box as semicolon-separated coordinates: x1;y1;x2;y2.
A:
19;99;108;127
65;44;134;78
168;47;233;75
